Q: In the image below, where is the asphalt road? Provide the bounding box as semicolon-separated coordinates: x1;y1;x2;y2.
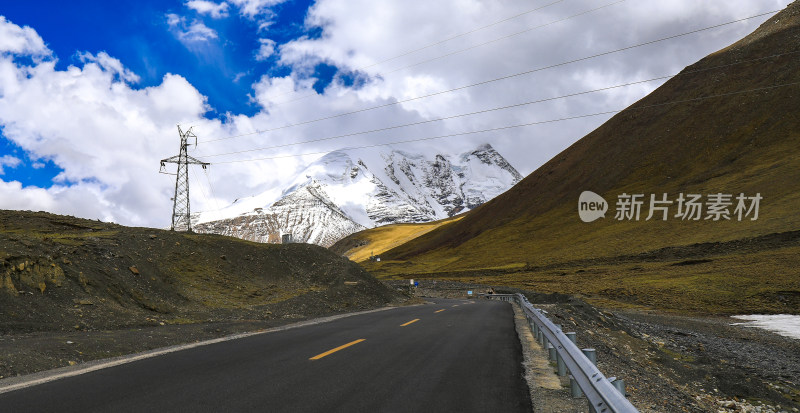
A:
0;299;531;412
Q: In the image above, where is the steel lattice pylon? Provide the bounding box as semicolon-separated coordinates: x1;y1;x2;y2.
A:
160;126;209;232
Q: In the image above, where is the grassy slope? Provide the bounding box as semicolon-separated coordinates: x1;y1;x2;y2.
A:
361;3;800;314
330;215;463;262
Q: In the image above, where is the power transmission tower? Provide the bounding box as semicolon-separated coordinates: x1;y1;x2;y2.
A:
160;125;210;232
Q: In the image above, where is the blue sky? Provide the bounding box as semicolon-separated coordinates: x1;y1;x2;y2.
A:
1;0;321;116
0;0;326;188
0;0;789;227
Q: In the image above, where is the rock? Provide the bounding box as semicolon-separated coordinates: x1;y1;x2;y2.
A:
72;298;93;306
149;234;157;239
129;266;139;275
2;273;18;294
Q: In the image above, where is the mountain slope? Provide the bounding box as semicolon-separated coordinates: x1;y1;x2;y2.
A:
330;214;465;262
363;2;800;314
192;180;368;247
195;144;521;247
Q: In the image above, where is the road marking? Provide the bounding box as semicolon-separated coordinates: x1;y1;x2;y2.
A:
0;307;399;395
400;319;420;327
435;309;446;313
309;339;366;360
452;305;459;307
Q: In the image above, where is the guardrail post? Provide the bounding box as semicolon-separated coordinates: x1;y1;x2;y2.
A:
565;331;577;344
582;347;599;412
548;343;557;361
556;352;567;376
570;375;583;398
582;348;597;365
612;378;627;397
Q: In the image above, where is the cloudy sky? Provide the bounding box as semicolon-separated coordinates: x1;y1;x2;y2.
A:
0;0;792;228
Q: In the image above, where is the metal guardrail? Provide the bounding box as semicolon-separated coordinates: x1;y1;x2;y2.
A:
486;293;639;413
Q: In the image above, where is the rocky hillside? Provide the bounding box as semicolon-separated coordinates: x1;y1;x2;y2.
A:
0;210;403;333
193;143;521;247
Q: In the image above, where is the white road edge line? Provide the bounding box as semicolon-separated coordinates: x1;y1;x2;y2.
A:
0;306;399;394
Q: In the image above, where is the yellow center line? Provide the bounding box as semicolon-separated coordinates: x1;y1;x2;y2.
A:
309;339;365;360
435;309;446;313
400;318;420;327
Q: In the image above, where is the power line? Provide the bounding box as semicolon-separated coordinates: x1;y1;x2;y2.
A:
190;166;211;212
364;0;568;71
198;9;781;145
201;77;668;158
384;0;625;74
203;168;225;221
198;49;799;158
211;81;800;165
260;0;567;104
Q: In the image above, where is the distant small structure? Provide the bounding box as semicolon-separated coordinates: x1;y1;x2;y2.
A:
281;233;295;244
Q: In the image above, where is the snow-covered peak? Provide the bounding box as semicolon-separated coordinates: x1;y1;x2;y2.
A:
194;144;522;246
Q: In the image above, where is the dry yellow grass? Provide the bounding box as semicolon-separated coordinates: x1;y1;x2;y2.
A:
333;215;463;262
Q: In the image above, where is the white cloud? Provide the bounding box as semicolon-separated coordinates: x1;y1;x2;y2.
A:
0;16;216;226
0;1;793;229
78;51;140;83
255;38;276;61
229;0;287;18
166;13;218;44
186;1;230;19
0;155;21;174
0;16;50;58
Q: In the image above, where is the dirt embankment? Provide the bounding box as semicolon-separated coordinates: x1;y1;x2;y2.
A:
0;210;407;378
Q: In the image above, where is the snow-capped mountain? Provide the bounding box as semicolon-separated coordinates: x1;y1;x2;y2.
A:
193;144;522;247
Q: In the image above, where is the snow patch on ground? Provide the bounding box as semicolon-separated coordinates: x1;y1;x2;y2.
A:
731;314;800;339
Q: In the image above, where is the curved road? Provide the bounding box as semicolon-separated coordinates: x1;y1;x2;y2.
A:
0;298;531;412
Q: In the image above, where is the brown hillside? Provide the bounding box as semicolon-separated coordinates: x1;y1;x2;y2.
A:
0;210;403;333
365;2;800;314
